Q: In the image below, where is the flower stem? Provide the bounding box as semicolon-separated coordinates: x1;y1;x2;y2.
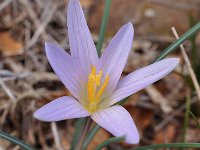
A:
96;0;112;57
82;125;100;150
70;118;85;150
75;117;91;150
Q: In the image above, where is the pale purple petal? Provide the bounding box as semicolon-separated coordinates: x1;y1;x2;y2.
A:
91;106;139;144
67;0;98;76
45;42;81;100
98;23;134;98
109;58;179;105
34;96;89;122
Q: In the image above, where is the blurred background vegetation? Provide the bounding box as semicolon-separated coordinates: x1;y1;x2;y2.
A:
0;0;200;149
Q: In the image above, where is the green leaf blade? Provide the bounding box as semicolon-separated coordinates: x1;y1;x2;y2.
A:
0;131;34;150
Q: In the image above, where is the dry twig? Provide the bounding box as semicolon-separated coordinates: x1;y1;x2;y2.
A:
51;122;64;150
0;77;16;102
0;0;13;11
171;27;200;101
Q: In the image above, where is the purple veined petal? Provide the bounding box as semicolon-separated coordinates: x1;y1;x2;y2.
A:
45;42;82;100
91;106;139;144
98;23;134;98
34;96;89;122
67;0;98;76
109;58;179;106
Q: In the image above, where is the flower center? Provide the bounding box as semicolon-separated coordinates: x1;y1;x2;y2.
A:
86;66;109;113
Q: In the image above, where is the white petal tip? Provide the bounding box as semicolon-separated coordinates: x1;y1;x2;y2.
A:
124;22;134;32
174;58;180;63
33;109;49;122
125;130;140;144
44;42;64;56
165;57;180;67
33;110;43;121
45;42;55;49
167;57;180;62
45;41;51;46
129;137;140;144
33;111;38;119
126;140;140;145
44;42;53;52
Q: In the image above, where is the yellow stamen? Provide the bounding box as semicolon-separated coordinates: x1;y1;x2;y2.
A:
95;70;102;86
87;75;94;103
95;76;109;102
86;66;109;112
91;66;96;75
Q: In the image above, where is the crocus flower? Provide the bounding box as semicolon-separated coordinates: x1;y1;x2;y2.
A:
34;0;179;144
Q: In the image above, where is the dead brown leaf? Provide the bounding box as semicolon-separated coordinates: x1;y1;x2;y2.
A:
153;124;176;144
0;32;23;56
80;0;95;8
126;106;154;131
61;137;70;150
146;85;172;113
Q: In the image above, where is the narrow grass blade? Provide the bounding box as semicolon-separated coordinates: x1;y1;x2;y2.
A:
181;93;190;142
96;0;112;57
95;136;124;150
188;14;198;66
0;131;34;150
189;110;200;129
133;143;200;150
70;118;85;150
82;125;100;150
153;22;200;63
